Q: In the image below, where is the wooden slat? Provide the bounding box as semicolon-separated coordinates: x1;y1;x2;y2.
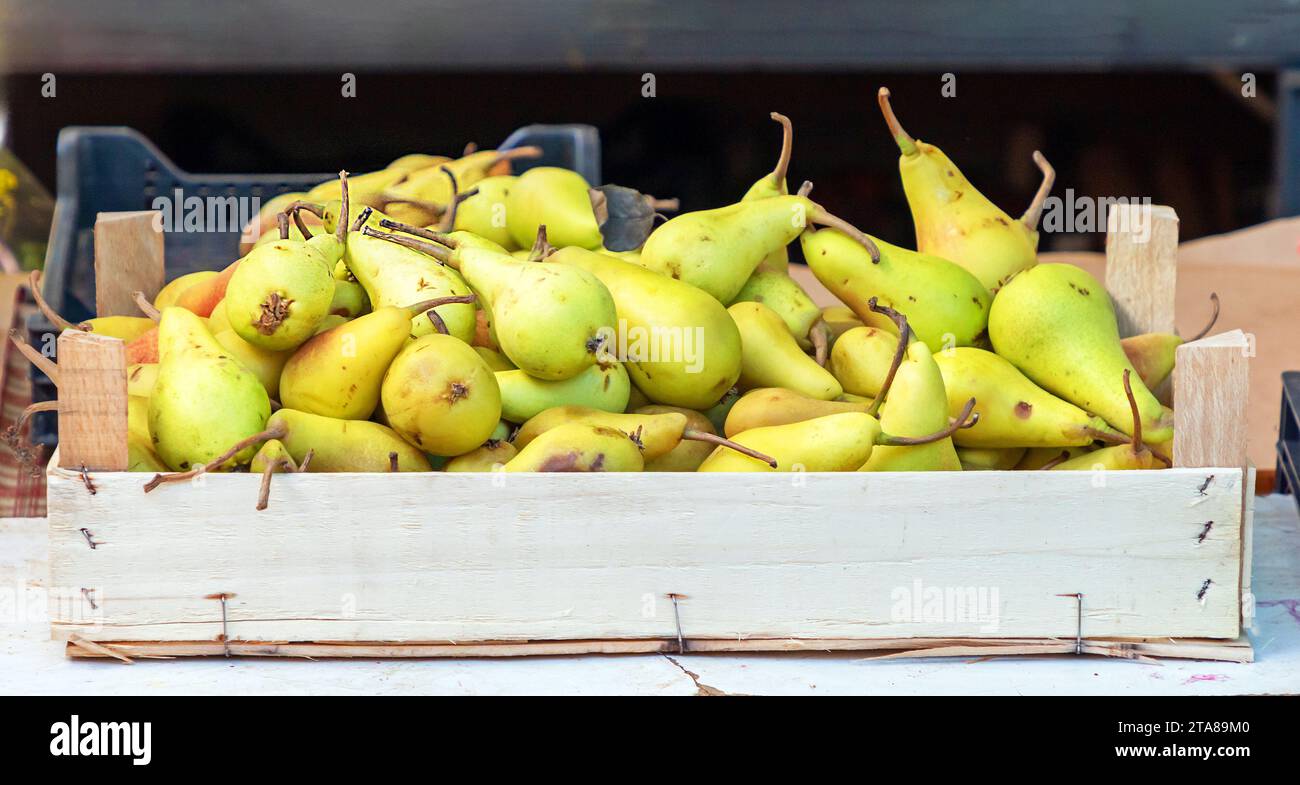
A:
54;331;127;470
1173;329;1251;468
1105;203;1179;337
93;211;164;318
46;467;1245;643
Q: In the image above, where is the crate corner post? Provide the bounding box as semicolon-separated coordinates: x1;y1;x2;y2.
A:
93;210;165;318
1104;203;1179;337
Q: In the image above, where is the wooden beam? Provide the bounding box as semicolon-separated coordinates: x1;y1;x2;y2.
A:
1173;329;1251;468
55;330;128;471
94;211;164;318
1105;203;1179;337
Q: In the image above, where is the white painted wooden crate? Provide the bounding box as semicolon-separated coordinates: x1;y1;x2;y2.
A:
41;204;1258;662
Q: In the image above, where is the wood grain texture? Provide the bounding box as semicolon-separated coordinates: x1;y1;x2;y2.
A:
93;211;164;318
1105;203;1178;337
47;468;1244;644
54;331;127;471
1173;330;1250;469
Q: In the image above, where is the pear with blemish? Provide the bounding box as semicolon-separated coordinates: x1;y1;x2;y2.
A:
879;87;1054;294
933;347;1126;448
506;166;604;250
381;332;502;456
264;409;430;472
497;362;630;423
504;423;645;472
828;326;899;399
636;405;718;471
1052;371;1163;471
445;440;517;472
729;301;841;399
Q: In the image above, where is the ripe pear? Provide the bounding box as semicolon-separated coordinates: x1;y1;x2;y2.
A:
387;148;539;212
878;87;1054;294
1052;371;1163;471
739;112;794;273
280;296;474;420
636;405;717;471
445;440;517;472
1016;446;1092;470
802;227;990;353
988;263;1173;443
497;362;631;423
381;333;502;456
859;339;962;472
225;238;335;351
956;446;1027;471
506;166;604;250
728;301;841;400
148;307;271;471
207;298;233;335
504;423;645;472
729;267;823;349
934;347;1127;448
821;306;865;343
514;406;692;462
127;395;151;444
548;247;742;409
127;363;158;399
453;175;519;251
723;387;871;437
154;270;218;310
475;346;516;371
173;258;240;318
260;409;430;472
329;278;370;318
641;194;878;304
213;328;292;399
828;326;898;399
1121;293;1220;391
365;226;617;381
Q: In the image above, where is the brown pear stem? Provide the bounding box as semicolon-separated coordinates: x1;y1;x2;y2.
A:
8;329;60;386
388;452;399;472
1020;151;1055;232
796;180;814;198
1038;451;1072;471
463;141;479;156
808;205;880;263
286;205;313;240
298;449;314;472
27;271;83;332
378;218;458;248
880;398;978;446
877;87;918;157
647;197;680;212
351;206;373;233
336;170;350;244
277;211;290;240
528;225;556;261
132;291;161;321
1122;368;1142;449
427;310;448;334
682;428;777;468
3;399;58;444
1084;426;1129;446
404;294;477;317
361;226;452;264
255;459;281;511
488;146;543;170
865;298;911;416
1148;446;1173;467
809;319;830;367
438;166;480;233
1189;292;1221;342
143;421;288;493
768;112;793;186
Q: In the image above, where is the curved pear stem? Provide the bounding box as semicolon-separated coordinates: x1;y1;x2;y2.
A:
8;329;60;387
809;319;830;367
865;297;911;417
880;398;978;446
351;206;373;233
403;294;477;316
298;448;315;472
27;271;84;332
378;218;457;247
1038;451;1072;471
807;205;880;263
336;170;350;244
277;211;290;240
427;310;448;335
488;146;543;170
2;400;56;469
437;164;481;233
282;200;326;240
132;291;161;321
768;112;793;188
1189;292;1221;342
796;180;814;198
682;428;777;468
143;421;288;493
528;225;556;261
877;87;918;157
1122;368;1142;450
1020;151;1055;232
256;458;285;511
361;226;452;264
1084;426;1129;446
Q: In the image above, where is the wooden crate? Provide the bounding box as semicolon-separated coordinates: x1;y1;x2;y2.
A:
42;205;1258;663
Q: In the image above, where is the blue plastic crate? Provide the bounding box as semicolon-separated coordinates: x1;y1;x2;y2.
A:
26;124;601;448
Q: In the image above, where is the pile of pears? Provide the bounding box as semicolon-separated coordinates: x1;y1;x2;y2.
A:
16;91;1207;504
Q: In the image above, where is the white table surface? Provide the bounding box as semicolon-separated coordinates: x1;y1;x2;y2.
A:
2;495;1298;696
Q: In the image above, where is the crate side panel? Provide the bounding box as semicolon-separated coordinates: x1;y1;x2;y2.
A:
47;468;1243;642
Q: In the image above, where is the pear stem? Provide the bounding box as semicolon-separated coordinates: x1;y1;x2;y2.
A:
1189;292;1221;342
361;226;452;264
438;164;480;232
1084;426;1129;446
1038;451;1072;470
143;421;288;493
298;448;315;472
809;320;830;367
796;180;814;198
27;271;84;332
877;87;918;157
528;225;556;261
8;329;60;387
388;452;399;472
378;218;458;248
427;310;448;334
351;206;373;233
336;170;350;244
1122;368;1142;450
132;291;161;321
1020;151;1055;232
808;206;880;263
277;211;290;240
647;197;680;212
488;146;544;170
256;459;282;512
865;298;911;417
768;112;793;187
682;428;778;468
404;294;477;317
2;400;57;468
880;398;978;446
463;141;479;156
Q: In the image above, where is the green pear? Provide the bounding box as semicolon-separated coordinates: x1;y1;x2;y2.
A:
381;333;502;456
506;166;604;250
548;247;742;409
934;347;1127;448
224;238;335;351
1051;372;1163;471
729;267;823;349
728;301;841;400
859;339;961;472
453;175;519;250
1121;294;1219;391
828;326;898;399
988;263;1173;443
148;307;271;471
497;362;631;423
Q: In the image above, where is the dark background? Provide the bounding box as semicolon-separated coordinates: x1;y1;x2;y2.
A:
0;70;1277;251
